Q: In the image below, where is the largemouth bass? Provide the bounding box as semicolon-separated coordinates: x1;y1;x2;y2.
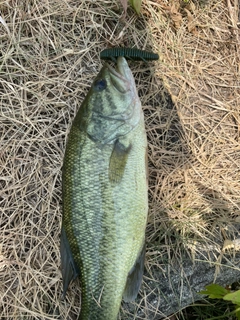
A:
61;57;148;320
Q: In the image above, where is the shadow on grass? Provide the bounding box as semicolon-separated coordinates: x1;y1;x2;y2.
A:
120;66;240;320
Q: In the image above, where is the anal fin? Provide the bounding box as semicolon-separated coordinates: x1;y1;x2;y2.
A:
123;244;145;302
60;226;80;298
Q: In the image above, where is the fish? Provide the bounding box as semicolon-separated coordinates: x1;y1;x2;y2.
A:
61;57;148;320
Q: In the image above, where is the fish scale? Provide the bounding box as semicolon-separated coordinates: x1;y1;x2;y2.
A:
61;57;148;319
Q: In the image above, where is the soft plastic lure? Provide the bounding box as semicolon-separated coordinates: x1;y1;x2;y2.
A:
100;47;159;62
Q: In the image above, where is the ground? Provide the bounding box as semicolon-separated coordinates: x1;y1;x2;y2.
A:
0;0;239;319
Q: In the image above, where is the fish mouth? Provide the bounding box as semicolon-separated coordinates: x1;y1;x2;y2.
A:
107;57;131;93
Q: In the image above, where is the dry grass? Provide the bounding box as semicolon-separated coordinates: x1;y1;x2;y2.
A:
0;0;239;319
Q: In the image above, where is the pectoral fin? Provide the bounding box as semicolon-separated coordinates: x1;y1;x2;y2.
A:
123;244;145;302
109;138;132;184
60;226;80;298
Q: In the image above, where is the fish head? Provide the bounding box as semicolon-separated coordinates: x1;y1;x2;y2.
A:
85;57;142;144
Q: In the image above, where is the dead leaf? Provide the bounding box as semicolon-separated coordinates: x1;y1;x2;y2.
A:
170;4;183;29
185;8;198;35
119;0;128;18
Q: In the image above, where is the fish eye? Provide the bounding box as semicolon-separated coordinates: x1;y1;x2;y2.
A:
94;79;107;91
